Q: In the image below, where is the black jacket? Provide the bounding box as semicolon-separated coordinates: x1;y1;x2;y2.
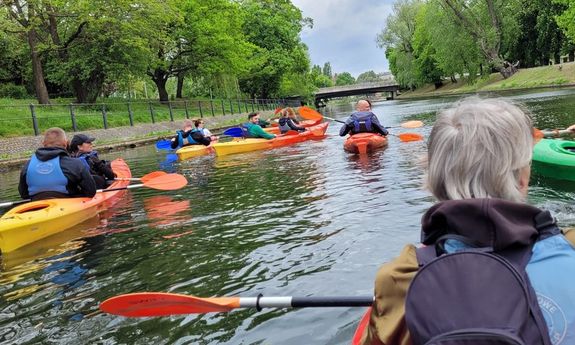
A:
19;147;97;200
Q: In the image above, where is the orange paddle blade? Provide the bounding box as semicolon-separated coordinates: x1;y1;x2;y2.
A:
143;173;188;190
401;120;424;129
141;171;168;183
533;128;544;143
398;133;424;142
298;106;323;121
100;293;240;317
274;107;283;114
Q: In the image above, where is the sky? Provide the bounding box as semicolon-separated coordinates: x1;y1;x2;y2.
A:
291;0;394;78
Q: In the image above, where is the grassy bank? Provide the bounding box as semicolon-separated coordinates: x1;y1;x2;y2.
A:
399;61;575;99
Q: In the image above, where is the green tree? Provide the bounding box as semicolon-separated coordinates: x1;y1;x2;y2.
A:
554;0;575;45
356;71;380;83
322;62;332;78
238;0;312;99
335;72;355;86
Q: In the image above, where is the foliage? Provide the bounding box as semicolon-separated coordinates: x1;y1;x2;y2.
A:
0;84;29;98
356;71;380;83
554;0;575;43
322;62;333;78
335;72;355;86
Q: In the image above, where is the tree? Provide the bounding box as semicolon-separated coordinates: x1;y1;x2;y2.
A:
356;71;380;83
554;0;575;45
322;62;332;78
335;72;355;86
238;0;312;99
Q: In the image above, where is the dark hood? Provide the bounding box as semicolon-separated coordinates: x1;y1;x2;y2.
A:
35;147;69;161
421;198;554;251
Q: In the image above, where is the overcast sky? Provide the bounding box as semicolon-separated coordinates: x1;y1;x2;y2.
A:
291;0;394;78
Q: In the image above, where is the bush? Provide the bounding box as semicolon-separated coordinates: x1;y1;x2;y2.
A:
0;84;30;99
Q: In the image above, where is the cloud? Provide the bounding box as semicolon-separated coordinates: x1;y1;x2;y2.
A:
292;0;394;77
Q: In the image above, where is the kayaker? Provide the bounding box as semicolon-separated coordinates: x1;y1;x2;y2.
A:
170;119;211;149
241;112;276;139
193;119;219;144
285;107;301;124
339;99;388;137
278;108;306;134
18;127;97;201
358;98;575;345
68;134;116;189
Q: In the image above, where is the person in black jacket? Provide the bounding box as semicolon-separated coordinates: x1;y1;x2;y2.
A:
278;108;306;134
19;128;96;201
339;99;388;137
68;134;116;189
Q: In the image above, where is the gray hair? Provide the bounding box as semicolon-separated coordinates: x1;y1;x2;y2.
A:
426;97;533;202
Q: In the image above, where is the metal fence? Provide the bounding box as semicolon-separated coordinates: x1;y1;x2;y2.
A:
0;98;300;136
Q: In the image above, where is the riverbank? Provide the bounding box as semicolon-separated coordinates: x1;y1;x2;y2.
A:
398;61;575;99
0;110;274;170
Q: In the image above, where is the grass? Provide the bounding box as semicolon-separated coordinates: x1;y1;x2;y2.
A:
399;61;575;99
0;98;280;137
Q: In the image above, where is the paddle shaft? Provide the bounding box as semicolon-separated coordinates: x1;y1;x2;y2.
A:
239;296;374;309
542;129;572;138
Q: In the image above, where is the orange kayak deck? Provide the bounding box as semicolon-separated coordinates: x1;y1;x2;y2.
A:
344;133;388;154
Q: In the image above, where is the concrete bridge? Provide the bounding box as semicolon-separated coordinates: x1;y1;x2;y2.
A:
314;80;400;107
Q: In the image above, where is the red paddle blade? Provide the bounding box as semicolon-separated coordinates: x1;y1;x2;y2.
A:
401;120;424;129
143;173;188;190
398;133;424;142
141;171;168;183
274;107;283;114
100;293;240;317
298;106;323;120
533;128;544;143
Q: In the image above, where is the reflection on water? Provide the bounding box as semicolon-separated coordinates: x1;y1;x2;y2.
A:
0;87;574;344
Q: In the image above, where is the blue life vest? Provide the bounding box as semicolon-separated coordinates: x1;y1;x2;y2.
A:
26;155;68;196
442;232;575;344
351;111;374;133
176;129;200;147
241;123;255;138
77;151;98;171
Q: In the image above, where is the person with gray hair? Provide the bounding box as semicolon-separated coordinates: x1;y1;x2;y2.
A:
357;97;575;345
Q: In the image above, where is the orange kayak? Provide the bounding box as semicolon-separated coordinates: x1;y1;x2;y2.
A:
344;133;388;154
0;158;131;253
351;307;371;345
264;119;322;135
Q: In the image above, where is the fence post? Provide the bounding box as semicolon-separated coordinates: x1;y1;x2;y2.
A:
221;99;225;116
229;100;234;115
251;100;255;112
198;100;203;118
244;100;249;113
210;99;215;117
148;102;155;123
256;99;260;111
30;104;39;136
184;101;190;119
237;99;242;114
101;104;108;129
69;104;78;132
127;102;134;126
168;101;174;121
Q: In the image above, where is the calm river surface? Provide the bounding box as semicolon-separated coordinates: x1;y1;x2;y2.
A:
1;88;575;344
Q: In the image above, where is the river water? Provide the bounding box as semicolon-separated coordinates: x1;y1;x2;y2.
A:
1;88;575;344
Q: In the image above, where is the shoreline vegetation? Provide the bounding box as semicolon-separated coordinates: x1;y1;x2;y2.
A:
397;62;575;99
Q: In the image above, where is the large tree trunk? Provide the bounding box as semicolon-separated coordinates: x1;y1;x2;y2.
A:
569;50;574;63
72;71;105;103
28;30;50;104
151;68;169;103
176;73;184;99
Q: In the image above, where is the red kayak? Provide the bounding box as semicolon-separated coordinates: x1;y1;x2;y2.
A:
351;307;371;345
344;133;388;154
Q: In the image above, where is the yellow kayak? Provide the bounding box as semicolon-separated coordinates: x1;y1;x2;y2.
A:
212;122;329;156
0;158;131;254
176;144;213;161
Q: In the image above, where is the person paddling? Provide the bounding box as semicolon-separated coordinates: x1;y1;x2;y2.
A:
192;119;219;144
19;127;96;201
278;108;305;134
339;99;388;137
68;134;116;189
358;98;575;345
170;119;213;149
241;112;276;139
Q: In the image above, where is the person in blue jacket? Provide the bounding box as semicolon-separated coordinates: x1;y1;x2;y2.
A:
339;99;388;137
19;127;96;201
69;134;116;189
170;119;215;149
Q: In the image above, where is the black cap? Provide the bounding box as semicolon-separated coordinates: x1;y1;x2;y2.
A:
70;134;96;148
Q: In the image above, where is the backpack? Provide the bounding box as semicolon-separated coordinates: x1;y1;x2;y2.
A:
405;218;558;345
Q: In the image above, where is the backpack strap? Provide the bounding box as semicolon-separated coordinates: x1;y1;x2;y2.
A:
534;210;560;240
415;246;436;267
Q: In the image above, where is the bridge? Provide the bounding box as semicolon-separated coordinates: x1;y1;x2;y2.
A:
314;80;400;107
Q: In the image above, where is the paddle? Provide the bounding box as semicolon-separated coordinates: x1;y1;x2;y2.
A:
0;173;187;209
298;106;424;129
156;140;173;151
533;127;573;142
115;171;167;183
99;292;374;317
391;133;424;142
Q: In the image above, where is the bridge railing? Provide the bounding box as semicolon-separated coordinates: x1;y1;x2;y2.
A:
316;81;398;94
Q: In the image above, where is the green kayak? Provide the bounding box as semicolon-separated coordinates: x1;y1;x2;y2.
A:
532;138;575;181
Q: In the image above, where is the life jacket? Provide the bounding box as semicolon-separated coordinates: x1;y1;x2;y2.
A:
278;118;292;134
26;155;68;196
241;123;255;138
350;111;374;133
77;151;98;172
176;129;200;147
405;209;575;345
